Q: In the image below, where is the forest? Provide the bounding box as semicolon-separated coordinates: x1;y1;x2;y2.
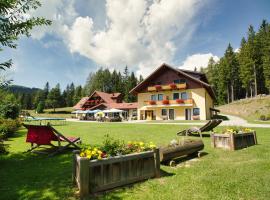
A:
203;19;270;105
9;66;141;112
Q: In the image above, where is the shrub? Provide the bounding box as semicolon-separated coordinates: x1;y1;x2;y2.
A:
36;101;45;113
259;115;266;121
0;119;21;139
266;114;270;121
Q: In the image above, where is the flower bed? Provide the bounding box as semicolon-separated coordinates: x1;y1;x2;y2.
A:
211;128;258;150
73;136;160;197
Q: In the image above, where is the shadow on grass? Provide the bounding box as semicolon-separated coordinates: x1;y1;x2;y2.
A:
86;169;175;200
0;152;76;200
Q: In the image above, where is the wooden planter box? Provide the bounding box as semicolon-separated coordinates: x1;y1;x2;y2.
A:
211;131;257;150
73;149;160;197
160;140;204;163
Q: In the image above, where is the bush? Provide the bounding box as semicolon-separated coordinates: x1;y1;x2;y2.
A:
36;101;45;113
0;92;20;119
266;114;270;121
0;119;21;139
259;115;266;121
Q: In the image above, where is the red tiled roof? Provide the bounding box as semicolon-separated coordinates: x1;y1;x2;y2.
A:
108;102;138;110
73;97;89;110
91;91;121;103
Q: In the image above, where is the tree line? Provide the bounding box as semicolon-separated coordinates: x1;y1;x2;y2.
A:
11;66;142;112
203;19;270;105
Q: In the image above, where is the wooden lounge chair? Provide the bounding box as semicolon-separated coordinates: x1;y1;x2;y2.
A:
23;123;81;156
176;119;223;138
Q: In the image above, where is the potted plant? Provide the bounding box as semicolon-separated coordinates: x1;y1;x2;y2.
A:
176;99;184;104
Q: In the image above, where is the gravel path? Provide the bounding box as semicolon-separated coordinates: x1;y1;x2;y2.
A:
67;114;270;128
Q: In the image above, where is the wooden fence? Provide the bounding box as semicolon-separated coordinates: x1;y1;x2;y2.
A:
211;131;257;150
73;149;160;197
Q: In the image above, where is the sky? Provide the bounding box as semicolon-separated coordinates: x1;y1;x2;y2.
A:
2;0;270;89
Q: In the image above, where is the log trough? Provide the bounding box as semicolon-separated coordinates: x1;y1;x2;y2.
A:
159;140;204;166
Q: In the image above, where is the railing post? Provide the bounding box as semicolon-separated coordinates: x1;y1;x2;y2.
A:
230;133;235;150
253;131;258;145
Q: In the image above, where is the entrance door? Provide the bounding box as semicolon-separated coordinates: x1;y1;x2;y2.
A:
185;108;192;120
146;111;153;120
169;109;174;120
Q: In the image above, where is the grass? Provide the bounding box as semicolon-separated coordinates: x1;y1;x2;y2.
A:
1;122;270;200
217;95;270;123
26;107;74;119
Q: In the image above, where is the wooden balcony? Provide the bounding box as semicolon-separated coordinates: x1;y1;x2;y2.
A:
145;98;193;106
147;83;187;92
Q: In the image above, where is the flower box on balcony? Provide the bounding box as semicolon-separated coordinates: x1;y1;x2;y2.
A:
162;100;170;105
147;86;156;92
184;99;193;104
177;83;187;89
149;100;156;105
176;99;184;104
154;85;162;91
169;83;177;89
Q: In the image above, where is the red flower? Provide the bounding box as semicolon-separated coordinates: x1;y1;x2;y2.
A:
169;83;177;89
154;85;162;90
149;100;156;105
101;152;107;158
162;100;169;104
176;99;184;104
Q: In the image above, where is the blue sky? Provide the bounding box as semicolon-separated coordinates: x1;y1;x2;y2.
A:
2;0;270;89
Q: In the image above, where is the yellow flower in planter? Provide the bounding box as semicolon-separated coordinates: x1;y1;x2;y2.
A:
149;144;156;149
80;152;85;157
139;142;144;146
86;154;92;159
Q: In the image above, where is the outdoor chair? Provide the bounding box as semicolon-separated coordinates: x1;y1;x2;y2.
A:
23;123;81;156
176;119;223;138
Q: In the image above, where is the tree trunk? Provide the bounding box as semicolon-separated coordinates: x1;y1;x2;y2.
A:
250;84;253;98
231;84;234;102
227;85;230;103
253;64;257;96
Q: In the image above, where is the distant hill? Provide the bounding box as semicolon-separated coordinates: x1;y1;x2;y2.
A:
7;85;41;95
217;95;270;122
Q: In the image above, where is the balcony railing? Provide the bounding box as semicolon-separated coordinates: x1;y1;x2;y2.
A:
147;83;187;92
145;98;193;106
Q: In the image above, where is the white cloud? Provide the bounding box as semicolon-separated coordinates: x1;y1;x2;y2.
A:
179;53;219;71
30;0;209;77
234;48;240;53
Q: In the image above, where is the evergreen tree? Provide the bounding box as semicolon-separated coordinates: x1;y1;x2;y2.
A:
46;84;62;112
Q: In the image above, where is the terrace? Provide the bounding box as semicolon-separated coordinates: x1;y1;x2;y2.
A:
147;83;187;92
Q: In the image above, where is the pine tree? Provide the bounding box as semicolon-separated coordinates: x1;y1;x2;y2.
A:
46;84;62;112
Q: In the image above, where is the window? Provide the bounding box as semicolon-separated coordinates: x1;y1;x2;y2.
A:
161;109;167;116
181;92;188;100
174;79;186;84
173;93;179;100
193;108;200;116
151;95;156;101
158;94;163;101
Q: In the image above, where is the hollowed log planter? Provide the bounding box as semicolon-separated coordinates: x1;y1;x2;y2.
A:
159;140;204;163
73;149;160;197
211;131;257;150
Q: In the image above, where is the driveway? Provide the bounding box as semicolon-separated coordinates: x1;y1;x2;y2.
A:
67;114;270;128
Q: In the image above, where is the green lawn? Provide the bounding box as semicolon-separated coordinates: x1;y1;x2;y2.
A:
1;123;270;200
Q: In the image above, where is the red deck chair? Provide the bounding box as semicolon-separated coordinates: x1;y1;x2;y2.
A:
23;123;81;156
